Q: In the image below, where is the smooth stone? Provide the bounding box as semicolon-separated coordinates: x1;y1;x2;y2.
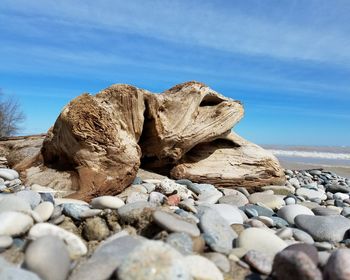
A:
142;182;156;193
273;249;322;280
241;205;274;217
0;211;33;236
70;235;142;280
196;190;223;205
34;202;54;222
175;209;199;224
91;196;125;209
153;210;200;237
284;196;296;205
82;216;110;241
276;227;293;240
132;176;143;185
244;250;272;275
261;185;295;195
289;178;301;188
296;188;327;201
0;267;41;280
314;241;332;251
271;216;289;228
40;193;55;204
63;203;91;220
117;240;191;280
28;223;87;259
341;207;350;217
159;178;193;199
31;184;57;193
148;192;166;205
0;168;19;180
184;255;223;280
248;193;285;209
323;249;350;280
284;243;318;265
218;191;248;207
79;209;103;219
299;201;321;209
15;191;41;209
0;235;13;250
204;253;230;273
126;192;148;204
54;198;88;206
327;183;350;193
318;251;330;267
187;183;216;195
166;232;193;255
24;236;70;280
205;204;244;225
199;207;237;254
0;195;32;214
292;228;314;244
295;215;350;242
236;228;287;258
117;185;148;201
247;219;268;228
118;201;156;224
312;207;339;216
277;204;314;225
333;192;349;201
256;216;274;227
178;199;197;213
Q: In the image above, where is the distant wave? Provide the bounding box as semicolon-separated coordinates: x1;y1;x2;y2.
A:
268;149;350;160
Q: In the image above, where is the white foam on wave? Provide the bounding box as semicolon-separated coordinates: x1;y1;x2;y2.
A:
268;149;350;160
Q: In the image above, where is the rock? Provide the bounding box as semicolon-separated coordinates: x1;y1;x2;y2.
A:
323;249;350;280
218;191;248;207
153;210;200;237
184;255;223;280
289;178;301;188
277;204;314;225
205;204;244;225
284;196;297;205
284;243;318;265
236;228;287;258
0;235;13;250
276;227;293;240
0;168;19;181
196;190;223;205
296;188;327;201
117;201;156;224
126;192;149;204
70;235;142;280
0;195;32;214
91;196;125;209
158;179;193;200
15;190;41;209
295;215;350;242
79;209;102;219
312;206;340;216
271;216;289;228
199;207;237;254
292;228;314;244
166;194;181;206
241;204;274;217
82;216;110;241
148;192;166;205
0;211;33;236
203;253;231;273
55;198;89;206
0;267;41;280
117;240;191;280
24;236;70;280
28;223;87;259
62;203;91;220
261;185;295;195
34;202;54;222
166;232;193;255
244;250;272;275
171;132;285;189
272;249;322;280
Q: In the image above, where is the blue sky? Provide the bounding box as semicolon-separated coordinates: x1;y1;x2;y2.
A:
0;0;349;145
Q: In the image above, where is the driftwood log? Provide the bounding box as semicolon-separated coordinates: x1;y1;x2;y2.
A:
8;81;285;201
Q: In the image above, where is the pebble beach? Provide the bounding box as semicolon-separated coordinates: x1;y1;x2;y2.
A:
1;162;350;279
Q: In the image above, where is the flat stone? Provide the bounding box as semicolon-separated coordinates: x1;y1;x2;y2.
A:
276;227;293;240
117;240;191;280
126;192;149;204
15;190;41;209
0;168;19;181
296;188;327;201
34;202;54;222
205;204;243;225
277;204;314;225
70;235;142;280
312;207;339;216
153;210;200;237
292;228;314;244
218;191;248;207
273;249;322;280
184;255;223;280
0;211;33;236
244;250;272;275
0;235;13;250
91;196;125;209
261;185;295;195
79;209;103;219
82;216;110;241
295;215;350;242
271;216;289;228
118;201;156;224
203;252;231;273
30;184;57;193
62;203;91;220
323;249;350;280
199;207;237;254
24;236;70;280
54;198;89;206
28;223;87;259
0;195;32;214
166;232;193;255
241;205;274;217
196;190;223;205
236;228;287;258
299;201;321;209
248;192;285;209
0;267;41;280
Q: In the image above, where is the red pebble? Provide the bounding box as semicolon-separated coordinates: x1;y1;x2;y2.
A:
167;194;180;206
